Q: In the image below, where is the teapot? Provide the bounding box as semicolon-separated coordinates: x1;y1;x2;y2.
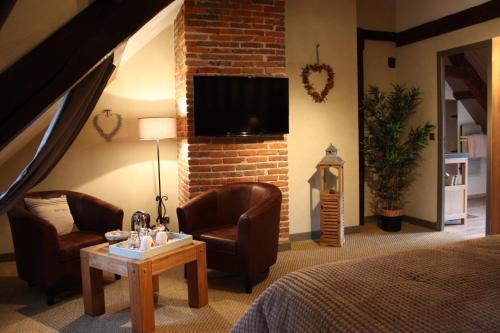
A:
131;211;150;231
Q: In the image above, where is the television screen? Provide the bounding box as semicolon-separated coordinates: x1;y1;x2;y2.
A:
193;75;289;136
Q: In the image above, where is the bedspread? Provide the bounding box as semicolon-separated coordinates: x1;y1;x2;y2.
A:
232;236;500;332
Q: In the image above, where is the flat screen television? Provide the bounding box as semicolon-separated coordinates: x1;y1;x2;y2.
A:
193;75;289;136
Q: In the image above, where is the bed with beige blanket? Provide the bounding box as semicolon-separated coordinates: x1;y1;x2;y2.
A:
231;236;500;332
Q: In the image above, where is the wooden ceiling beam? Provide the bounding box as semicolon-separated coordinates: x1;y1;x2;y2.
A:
397;1;500;47
453;90;475;100
0;0;16;29
445;65;468;78
0;0;174;151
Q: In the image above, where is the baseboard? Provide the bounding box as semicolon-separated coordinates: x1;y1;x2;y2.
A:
289;230;320;242
365;215;439;231
363;215;378;223
0;253;14;262
278;239;291;251
403;215;440;231
345;226;361;235
468;193;486;199
289;226;360;242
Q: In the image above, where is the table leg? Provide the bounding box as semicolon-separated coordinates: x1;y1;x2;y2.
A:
186;243;208;308
152;274;160;303
127;261;155;333
153;275;159;293
81;252;105;316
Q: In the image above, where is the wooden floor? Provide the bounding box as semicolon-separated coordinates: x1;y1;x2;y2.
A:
445;197;486;238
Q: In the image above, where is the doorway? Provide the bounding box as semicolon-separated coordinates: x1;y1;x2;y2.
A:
437;41;490;237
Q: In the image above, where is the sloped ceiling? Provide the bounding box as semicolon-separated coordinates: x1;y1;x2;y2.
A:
465;48;488;82
119;0;182;67
0;0;94;73
445;46;488;134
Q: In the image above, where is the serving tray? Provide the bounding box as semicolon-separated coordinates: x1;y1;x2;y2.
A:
108;232;193;260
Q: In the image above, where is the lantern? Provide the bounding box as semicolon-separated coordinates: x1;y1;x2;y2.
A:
317;144;345;247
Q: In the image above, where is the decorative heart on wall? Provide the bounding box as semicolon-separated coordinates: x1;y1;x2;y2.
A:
301;63;335;103
92;110;122;142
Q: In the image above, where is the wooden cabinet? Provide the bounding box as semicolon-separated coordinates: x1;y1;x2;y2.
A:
445;154;468;224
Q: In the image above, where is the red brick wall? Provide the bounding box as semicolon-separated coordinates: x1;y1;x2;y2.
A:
174;0;288;241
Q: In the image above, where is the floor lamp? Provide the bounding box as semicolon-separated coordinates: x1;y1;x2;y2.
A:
138;117;176;227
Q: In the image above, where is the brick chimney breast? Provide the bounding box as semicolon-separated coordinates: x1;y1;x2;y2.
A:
174;0;288;241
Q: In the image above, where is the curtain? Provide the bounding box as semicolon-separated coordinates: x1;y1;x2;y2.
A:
0;55;115;214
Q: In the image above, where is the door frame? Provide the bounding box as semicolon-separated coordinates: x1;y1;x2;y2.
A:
436;40;491;232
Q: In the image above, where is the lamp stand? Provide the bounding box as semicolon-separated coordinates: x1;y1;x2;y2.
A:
155;139;169;229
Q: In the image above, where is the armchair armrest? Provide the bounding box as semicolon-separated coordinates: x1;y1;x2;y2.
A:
237;193;282;274
177;190;218;234
7;207;60;284
8;207;59;248
68;194;123;232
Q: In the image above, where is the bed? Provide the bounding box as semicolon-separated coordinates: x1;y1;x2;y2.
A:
231;236;500;332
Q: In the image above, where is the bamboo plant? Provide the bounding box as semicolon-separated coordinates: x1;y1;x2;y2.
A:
363;84;434;213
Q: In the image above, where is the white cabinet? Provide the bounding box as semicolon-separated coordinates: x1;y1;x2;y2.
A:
445;154;468;224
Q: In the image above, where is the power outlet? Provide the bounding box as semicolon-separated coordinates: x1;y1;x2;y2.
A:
429;133;435;141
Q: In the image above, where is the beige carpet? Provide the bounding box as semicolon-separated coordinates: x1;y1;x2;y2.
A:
0;222;468;333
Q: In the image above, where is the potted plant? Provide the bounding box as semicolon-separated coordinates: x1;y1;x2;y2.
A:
363;85;434;231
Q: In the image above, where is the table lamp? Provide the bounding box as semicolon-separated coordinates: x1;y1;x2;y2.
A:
138;117;176;227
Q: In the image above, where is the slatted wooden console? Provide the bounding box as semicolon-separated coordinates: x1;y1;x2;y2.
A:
320;192;345;246
318;145;345;247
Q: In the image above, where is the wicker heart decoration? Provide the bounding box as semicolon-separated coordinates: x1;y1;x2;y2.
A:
93;110;122;142
301;63;335;103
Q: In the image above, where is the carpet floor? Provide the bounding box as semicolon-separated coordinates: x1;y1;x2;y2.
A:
0;222;469;333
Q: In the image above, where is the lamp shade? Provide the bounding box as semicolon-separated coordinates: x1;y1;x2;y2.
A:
137;117;176;140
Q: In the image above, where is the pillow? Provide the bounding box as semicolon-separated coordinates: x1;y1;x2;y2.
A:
24;195;79;235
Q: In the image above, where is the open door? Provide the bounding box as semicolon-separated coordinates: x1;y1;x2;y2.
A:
438;41;491;236
488;37;500;234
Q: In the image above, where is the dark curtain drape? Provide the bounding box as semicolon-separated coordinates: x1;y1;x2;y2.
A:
0;55;115;214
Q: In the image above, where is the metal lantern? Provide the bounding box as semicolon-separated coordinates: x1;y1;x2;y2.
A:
317;144;345;247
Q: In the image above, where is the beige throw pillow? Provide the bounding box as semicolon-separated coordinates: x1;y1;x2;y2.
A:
24;195;79;235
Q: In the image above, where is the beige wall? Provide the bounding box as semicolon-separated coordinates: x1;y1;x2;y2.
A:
395;0;488;32
286;0;359;234
358;1;500;220
362;40;397;216
396;17;500;222
357;0;397;216
357;0;395;31
0;27;178;253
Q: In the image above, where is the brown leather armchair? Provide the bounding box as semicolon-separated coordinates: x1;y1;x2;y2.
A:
7;190;123;305
177;182;282;293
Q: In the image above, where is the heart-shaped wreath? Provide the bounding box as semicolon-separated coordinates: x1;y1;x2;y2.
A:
301;63;335;103
93;110;122;142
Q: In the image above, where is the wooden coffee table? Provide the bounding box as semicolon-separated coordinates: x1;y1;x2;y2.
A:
80;240;208;333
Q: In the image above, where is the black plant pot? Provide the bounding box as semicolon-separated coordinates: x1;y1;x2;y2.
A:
380;215;403;232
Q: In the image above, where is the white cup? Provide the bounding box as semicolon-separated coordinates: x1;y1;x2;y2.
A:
140;235;154;251
155;231;169;245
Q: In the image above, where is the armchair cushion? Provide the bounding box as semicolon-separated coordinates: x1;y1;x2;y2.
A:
58;231;106;262
193;224;238;255
24;195;78;235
